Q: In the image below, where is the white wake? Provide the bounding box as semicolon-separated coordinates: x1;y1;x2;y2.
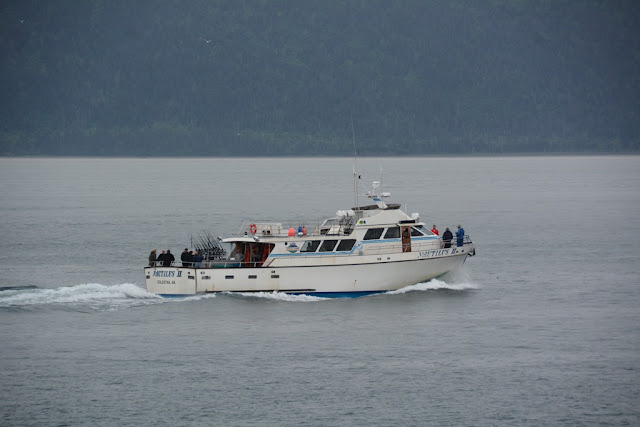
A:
224;291;328;302
0;283;162;310
386;278;479;295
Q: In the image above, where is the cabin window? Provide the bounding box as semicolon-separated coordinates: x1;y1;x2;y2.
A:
411;225;433;236
336;239;356;251
319;240;338;252
364;228;385;240
384;227;400;239
301;240;321;253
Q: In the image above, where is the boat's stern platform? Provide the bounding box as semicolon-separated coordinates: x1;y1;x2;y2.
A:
145;267;197;296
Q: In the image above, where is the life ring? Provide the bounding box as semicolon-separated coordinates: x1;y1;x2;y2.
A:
250;224;257;234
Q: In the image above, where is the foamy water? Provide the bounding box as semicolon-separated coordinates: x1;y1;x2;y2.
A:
0;276;480;309
0;283;162;310
386;278;479;294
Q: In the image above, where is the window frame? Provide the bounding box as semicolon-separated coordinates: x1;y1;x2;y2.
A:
411;225;434;236
363;228;385;240
319;240;339;252
336;239;356;251
384;227;400;239
301;240;321;253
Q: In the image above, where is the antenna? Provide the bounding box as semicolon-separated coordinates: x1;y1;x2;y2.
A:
351;113;359;209
378;162;384;196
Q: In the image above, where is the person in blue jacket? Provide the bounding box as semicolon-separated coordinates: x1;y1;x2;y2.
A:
193;251;204;268
456;225;465;247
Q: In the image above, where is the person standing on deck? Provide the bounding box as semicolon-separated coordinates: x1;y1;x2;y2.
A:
456;225;465;247
431;225;439;236
442;228;453;248
156;250;166;266
164;250;175;266
148;249;157;266
193;251;204;267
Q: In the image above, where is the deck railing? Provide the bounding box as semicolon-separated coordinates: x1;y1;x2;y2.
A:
359;235;472;255
236;217;357;237
148;235;472;268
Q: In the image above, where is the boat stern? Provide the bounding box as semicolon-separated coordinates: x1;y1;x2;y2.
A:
145;267;197;296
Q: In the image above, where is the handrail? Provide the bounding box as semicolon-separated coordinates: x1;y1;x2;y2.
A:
236;215;364;237
236;218;335;237
147;235;473;267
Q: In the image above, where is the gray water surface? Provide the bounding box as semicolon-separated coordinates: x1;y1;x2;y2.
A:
1;156;639;426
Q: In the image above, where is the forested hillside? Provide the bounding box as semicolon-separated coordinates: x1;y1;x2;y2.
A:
1;0;639;156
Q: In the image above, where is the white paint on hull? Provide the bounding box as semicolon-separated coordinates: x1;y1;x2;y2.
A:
145;251;470;295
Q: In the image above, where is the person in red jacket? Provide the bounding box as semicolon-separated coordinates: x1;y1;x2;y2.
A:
431;225;439;236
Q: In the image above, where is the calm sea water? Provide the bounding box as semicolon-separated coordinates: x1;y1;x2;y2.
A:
1;156;639;426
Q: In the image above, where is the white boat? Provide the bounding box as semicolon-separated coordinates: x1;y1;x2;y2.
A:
145;181;475;297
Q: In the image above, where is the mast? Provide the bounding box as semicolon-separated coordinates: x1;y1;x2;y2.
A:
351;114;359;209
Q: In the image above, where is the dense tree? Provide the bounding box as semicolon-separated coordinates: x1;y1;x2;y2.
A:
1;0;638;155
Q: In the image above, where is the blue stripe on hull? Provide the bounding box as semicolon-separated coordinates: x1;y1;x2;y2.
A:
295;291;387;298
157;291;388;298
158;294;194;298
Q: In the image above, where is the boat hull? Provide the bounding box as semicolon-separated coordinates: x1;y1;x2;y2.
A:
145;249;471;297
